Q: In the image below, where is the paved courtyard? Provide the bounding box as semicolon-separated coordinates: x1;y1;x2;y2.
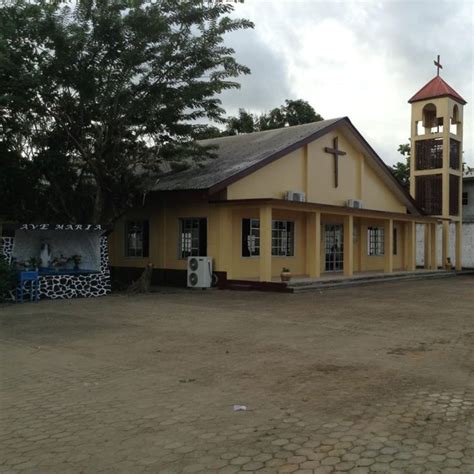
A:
1;276;474;473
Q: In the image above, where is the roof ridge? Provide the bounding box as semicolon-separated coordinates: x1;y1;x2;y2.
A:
197;117;344;144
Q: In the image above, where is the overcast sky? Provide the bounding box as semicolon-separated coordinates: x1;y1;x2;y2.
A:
218;0;473;167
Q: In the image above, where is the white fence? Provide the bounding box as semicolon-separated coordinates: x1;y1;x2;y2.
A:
416;222;474;268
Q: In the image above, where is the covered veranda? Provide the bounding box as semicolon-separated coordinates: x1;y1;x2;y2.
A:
213;198;442;284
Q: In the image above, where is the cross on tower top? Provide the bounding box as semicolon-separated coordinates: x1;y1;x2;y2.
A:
434;54;443;76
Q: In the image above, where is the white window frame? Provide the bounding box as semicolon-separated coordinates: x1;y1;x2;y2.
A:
242;218;260;257
125;220;146;258
272;220;295;257
179;218;201;259
368;227;384;256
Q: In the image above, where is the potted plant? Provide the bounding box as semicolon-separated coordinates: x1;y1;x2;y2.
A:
280;267;292;282
19;260;30;271
51;254;68;271
70;254;82;270
28;257;40;272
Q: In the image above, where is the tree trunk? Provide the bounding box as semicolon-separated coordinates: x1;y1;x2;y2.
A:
92;185;104;224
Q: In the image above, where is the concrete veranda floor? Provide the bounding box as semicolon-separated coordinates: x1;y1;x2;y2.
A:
288;268;448;281
240;269;453;284
1;276;474;473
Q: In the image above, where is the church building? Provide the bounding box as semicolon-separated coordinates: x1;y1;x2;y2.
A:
108;60;466;290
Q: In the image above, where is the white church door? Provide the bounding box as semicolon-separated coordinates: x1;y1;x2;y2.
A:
324;224;344;272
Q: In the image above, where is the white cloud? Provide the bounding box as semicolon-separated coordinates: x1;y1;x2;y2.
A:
224;0;474;166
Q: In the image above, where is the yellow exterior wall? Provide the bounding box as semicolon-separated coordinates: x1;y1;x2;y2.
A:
409;95;464;269
227;128;406;214
363;165;405;213
227;148;306;201
410;96;464;220
108;126;415;281
109;208;154;269
410;96;463;138
226;208;307;279
358;220;404;272
229;208;259;279
109;201;408;279
306;133;360;206
109;199;215;272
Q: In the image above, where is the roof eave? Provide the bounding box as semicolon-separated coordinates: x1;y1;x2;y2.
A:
209;198;440;223
408;93;467;105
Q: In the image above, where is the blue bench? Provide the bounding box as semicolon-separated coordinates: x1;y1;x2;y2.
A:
17;271;39;303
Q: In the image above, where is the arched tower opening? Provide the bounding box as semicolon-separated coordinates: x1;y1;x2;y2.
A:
450;104;460;134
421;103;443;134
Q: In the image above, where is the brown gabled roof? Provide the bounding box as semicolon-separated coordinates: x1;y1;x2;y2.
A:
154;118;343;192
154;117;423;216
408;76;467;105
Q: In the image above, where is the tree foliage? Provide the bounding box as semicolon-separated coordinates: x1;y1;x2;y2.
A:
223;99;323;136
0;258;16;302
227;108;257;135
391;143;411;188
0;0;253;223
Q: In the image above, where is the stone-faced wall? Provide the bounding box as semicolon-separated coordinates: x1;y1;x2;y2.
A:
0;237;14;264
38;236;111;299
0;233;111;300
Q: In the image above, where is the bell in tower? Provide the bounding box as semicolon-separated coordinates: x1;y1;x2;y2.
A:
408;56;466;270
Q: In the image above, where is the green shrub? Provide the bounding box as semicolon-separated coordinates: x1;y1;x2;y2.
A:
0;259;16;302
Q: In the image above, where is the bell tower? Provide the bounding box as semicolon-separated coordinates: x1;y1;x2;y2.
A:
409;56;466;270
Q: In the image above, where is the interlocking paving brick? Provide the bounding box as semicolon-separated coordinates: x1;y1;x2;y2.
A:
1;280;474;473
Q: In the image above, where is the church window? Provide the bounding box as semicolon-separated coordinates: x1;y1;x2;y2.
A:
393;227;397;256
242;219;260;257
462;192;468;206
125;220;149;258
179;218;207;258
368;227;384;256
272;221;294;257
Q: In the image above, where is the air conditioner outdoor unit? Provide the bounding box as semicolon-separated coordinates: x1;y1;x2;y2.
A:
187;256;213;288
285;191;306;202
347;199;363;209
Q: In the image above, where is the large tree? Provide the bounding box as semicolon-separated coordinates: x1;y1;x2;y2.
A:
0;0;253;223
391;143;411;189
224;99;323;136
259;99;323;130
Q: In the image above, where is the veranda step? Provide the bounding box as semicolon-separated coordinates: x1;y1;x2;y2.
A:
289;270;473;293
289;270;450;287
